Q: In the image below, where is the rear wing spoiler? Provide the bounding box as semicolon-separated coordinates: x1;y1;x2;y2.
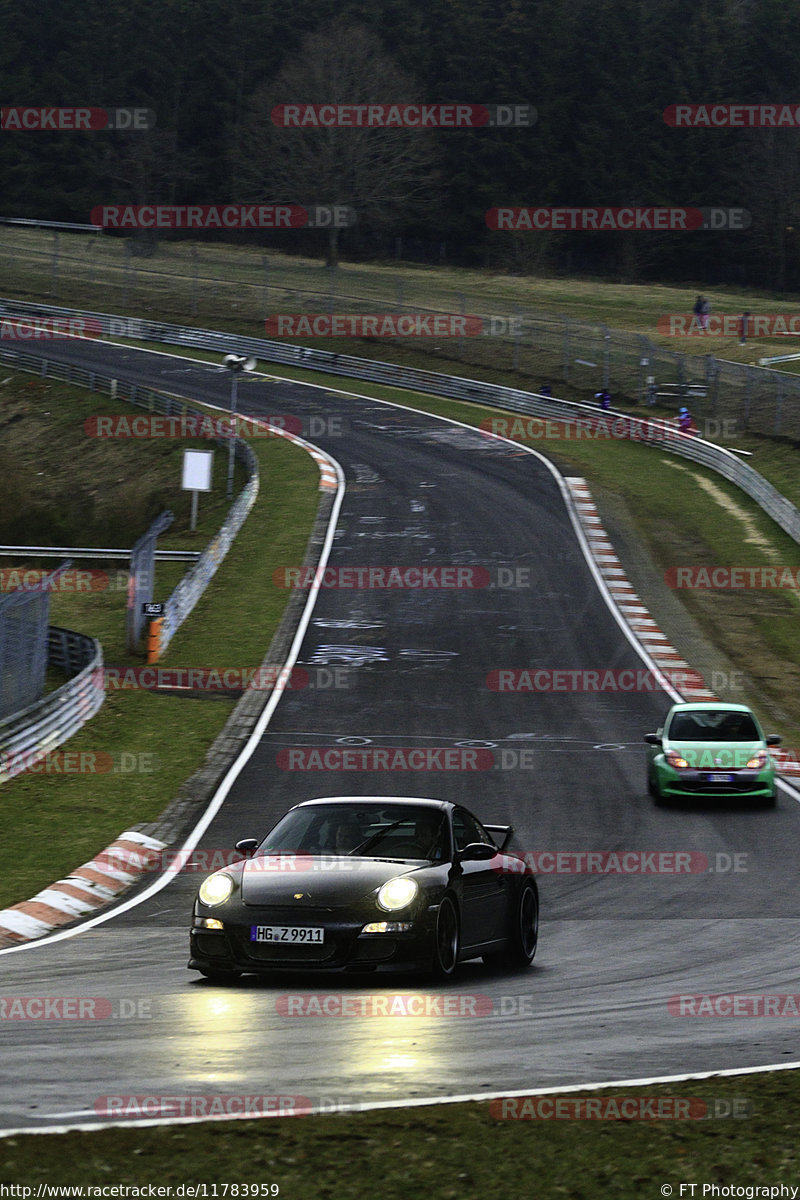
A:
485;824;513;852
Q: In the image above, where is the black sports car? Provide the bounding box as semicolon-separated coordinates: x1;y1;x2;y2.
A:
188;796;539;981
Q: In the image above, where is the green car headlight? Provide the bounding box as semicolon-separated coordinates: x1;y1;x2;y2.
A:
377;877;418;912
198;872;235;907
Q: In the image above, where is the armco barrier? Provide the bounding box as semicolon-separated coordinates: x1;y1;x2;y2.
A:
1;297;797;546
0;627;104;783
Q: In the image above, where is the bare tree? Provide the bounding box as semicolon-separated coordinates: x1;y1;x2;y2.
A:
235;18;441;265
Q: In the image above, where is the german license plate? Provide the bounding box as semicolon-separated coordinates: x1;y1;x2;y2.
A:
706;773;735;783
250;925;324;944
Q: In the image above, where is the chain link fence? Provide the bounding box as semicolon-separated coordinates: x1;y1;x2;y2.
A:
0;578;50;720
3;226;800;437
0;628;103;784
0;562;80;720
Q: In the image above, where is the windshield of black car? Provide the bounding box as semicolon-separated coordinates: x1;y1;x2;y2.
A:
256;805;448;860
668;711;760;741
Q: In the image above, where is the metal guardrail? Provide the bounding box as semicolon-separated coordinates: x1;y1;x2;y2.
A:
0;628;104;783
0;544;200;561
0;217;102;233
159;467;258;653
3;297;795;546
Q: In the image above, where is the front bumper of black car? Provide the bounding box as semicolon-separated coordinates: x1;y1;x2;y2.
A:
188;904;439;974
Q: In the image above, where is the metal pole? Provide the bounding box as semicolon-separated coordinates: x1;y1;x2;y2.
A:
226;370;238;500
50;231;59;299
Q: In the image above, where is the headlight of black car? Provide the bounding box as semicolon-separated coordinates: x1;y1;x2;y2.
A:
376;877;419;912
198;872;235;907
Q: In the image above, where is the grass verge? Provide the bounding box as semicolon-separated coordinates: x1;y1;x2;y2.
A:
1;1076;798;1198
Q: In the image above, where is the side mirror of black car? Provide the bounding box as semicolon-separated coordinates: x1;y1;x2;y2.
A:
458;842;497;862
643;733;661;746
766;735;782;746
235;838;259;855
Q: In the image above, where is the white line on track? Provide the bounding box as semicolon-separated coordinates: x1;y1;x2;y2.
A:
3;1058;800;1137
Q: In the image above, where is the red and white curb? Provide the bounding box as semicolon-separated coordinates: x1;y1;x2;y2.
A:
566;477;800;779
0;830;167;948
265;423;337;490
311;451;338;490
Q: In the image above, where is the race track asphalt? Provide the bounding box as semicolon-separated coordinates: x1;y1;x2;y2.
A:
1;341;799;1132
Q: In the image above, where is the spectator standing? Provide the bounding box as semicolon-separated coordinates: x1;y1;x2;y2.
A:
700;296;711;331
739;312;750;345
692;295;704;331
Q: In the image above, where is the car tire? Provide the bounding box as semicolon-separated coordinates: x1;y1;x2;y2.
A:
649;775;665;805
484;881;539;969
431;895;459;979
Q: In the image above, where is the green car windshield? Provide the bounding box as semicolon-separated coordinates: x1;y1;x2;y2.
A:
668;711;760;742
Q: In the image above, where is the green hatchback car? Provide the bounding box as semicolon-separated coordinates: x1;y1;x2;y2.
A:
644;702;781;806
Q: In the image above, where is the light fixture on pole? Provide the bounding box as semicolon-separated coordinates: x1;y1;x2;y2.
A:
223;353;256;499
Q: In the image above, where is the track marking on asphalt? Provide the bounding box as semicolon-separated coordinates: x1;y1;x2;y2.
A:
5;1058;800;1137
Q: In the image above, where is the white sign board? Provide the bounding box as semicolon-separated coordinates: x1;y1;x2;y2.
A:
182;449;213;492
